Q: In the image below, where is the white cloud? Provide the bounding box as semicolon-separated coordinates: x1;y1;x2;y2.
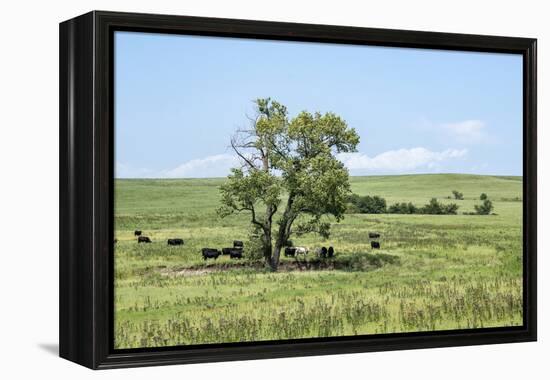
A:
118;147;467;179
442;120;487;143
116;154;240;179
160;154;239;178
337;147;467;174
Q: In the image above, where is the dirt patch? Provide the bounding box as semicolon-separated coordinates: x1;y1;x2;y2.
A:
161;253;399;277
162;268;217;277
161;261;263;276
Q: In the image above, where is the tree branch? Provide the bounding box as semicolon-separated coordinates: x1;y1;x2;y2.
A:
235;205;266;230
267;203;278;223
230;137;257;169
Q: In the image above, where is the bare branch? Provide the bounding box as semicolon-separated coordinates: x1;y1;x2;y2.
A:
230;136;257;169
235;205;266;231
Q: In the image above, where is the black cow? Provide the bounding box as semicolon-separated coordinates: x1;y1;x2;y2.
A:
233;240;244;248
371;241;380;249
202;248;220;260
138;236;151;243
167;238;184;246
369;232;381;239
328;246;334;258
134;230;142;236
318;246;328;258
222;247;243;258
114;239;118;244
284;247;297;257
229;249;243;259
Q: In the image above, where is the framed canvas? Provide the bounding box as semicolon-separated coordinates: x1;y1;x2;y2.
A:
59;11;537;369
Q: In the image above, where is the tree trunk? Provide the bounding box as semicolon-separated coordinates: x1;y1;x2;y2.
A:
270;195;296;271
271;243;283;270
270;217;287;271
262;228;273;267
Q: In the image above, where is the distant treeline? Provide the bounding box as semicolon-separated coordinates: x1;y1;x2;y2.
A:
347;192;494;215
346;194;458;215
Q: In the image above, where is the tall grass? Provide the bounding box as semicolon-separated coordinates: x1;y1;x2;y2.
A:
114;174;523;348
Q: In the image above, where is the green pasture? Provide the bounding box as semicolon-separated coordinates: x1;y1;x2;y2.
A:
114;174;523;348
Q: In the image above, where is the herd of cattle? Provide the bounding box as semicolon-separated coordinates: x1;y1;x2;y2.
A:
202;241;244;260
285;246;332;257
117;230;382;259
132;230;183;245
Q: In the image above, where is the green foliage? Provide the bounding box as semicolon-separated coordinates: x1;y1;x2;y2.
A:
388;202;418;214
420;198;459;215
386;199;458;215
218;98;360;268
287;111;360;157
290;154;353;222
245;225;265;261
345;201;361;214
452;190;464;200
388;199;458;215
475;199;494;215
480;193;488;200
442;202;459;215
293;216;332;239
348;194;459;215
346;194;387;214
218;168;282;219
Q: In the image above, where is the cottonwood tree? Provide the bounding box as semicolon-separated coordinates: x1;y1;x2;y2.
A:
218;98;359;270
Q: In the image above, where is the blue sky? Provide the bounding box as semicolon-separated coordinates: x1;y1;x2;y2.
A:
114;31;523;178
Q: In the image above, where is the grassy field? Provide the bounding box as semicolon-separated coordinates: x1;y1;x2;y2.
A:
114;174;523;349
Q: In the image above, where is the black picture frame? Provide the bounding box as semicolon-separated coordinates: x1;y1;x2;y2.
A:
59;10;537;369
